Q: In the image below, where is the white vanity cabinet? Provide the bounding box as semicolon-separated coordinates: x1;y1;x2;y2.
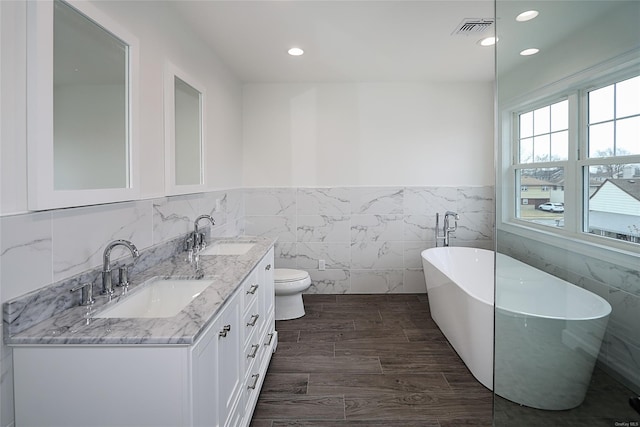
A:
240;249;276;425
192;288;242;427
12;248;276;427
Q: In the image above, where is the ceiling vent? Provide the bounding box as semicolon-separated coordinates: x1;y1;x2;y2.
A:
452;18;495;35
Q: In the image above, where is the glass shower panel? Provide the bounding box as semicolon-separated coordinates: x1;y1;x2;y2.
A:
495;1;640;426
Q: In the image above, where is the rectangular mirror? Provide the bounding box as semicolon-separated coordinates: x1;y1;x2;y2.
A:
54;0;128;190
27;0;139;210
164;62;206;195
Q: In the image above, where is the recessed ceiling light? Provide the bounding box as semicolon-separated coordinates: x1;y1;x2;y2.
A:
516;10;539;22
478;36;498;47
288;47;304;56
520;48;540;56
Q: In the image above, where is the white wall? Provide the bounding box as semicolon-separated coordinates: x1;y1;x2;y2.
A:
243;82;494;188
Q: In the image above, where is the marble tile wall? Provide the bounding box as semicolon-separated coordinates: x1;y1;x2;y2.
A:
0;188;244;426
244;186;495;294
497;229;640;394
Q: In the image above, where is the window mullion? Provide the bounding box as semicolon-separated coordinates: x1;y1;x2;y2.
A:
563;92;581;234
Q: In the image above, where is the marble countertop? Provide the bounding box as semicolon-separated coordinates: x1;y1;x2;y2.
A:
6;237;276;346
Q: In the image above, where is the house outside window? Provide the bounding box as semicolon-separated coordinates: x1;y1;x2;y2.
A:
508;70;640;247
514;99;568;228
584;75;640;243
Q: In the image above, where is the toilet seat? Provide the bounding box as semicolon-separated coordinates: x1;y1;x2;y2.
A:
275;268;310;283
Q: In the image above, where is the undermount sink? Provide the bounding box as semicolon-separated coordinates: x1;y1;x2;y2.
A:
199;242;255;256
94;278;213;318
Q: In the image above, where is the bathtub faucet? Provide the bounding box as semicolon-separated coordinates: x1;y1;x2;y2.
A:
435;211;460;247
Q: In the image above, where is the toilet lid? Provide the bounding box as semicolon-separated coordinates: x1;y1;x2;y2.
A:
274;268;309;282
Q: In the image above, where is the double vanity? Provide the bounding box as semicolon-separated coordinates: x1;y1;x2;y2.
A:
6;237;276;427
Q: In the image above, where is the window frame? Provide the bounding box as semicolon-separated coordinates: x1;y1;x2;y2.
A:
497;51;640;270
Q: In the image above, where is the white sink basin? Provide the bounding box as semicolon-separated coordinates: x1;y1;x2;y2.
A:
94;278;213;318
199;242;255;256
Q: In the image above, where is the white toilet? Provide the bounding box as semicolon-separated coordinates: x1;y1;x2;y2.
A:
274;268;311;320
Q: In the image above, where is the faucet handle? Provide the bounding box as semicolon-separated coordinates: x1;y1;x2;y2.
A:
117;266;130;288
185;236;194;251
70;283;95;306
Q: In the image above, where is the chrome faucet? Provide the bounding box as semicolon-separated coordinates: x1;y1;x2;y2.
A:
101;240;139;295
185;215;215;263
193;214;215;250
435;211;460;247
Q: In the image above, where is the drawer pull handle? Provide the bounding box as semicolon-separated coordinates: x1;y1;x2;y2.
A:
248;373;260;390
248;344;259;358
264;332;274;346
265;264;271;271
219;325;231;338
247;314;260;327
246;284;259;295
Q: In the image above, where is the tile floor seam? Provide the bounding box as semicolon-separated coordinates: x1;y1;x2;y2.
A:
254;294;639;426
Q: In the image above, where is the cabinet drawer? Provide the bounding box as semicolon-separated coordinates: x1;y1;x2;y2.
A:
243;270;260;309
243;298;261;346
243;338;261;374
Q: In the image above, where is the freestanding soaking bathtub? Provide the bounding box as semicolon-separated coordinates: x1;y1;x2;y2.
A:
421;246;611;410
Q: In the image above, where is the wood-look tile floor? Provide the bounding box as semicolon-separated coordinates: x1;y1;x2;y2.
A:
250;294;493;426
249;293;640;427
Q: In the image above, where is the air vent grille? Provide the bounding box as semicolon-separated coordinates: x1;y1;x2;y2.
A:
452;18;494;35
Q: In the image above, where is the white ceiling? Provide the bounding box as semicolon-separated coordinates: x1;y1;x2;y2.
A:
171;0;496;83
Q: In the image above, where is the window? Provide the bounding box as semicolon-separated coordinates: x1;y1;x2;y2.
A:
509;72;640;247
514;100;568;228
584;75;640;243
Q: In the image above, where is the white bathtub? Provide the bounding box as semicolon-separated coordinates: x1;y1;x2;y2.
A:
421;247;611;410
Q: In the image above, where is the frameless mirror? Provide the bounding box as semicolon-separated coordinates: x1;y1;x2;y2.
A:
164;63;206;195
27;0;139;210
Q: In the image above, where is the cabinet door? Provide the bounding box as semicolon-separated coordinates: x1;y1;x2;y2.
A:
259;248;275;334
264;248;275;317
191;315;219;426
216;289;243;427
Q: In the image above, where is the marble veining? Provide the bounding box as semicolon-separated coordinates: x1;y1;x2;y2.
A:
403;187;457;216
351;214;404;242
403;215;434;241
245;216;296;242
297;188;350;215
199;190;228;226
52;201;153;281
296;243;350;270
4;236;276;345
245;188;296;216
350;269;403;293
458;186;495;214
274;242;297;268
350;187;404;215
307;270;350;294
152;195;201;244
245;186;494;295
351;241;403;269
297;215;350;242
0;211;53;301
